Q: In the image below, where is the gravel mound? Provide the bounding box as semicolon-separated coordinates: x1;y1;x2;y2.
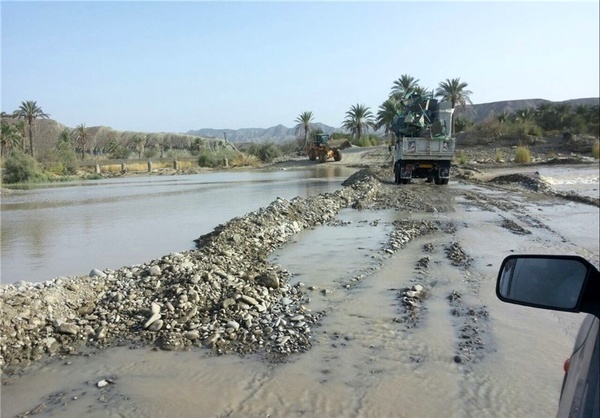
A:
488;173;552;192
0;171;382;369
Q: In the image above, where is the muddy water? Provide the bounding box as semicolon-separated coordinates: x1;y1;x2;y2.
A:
0;166;356;284
3;180;598;418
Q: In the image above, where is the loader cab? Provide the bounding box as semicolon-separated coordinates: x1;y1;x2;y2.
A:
314;134;330;147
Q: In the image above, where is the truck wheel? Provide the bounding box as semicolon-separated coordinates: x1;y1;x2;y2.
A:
401;178;410;184
308;150;317;161
319;151;327;163
441;178;449;185
433;171;441;185
333;150;342;161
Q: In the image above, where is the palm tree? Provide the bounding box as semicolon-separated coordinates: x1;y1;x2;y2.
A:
14;121;28;153
295;111;314;148
74;123;88;160
376;98;401;140
57;128;72;144
390;74;420;100
513;108;535;123
435;78;473;133
412;86;431;97
1;122;24;157
435;78;473;110
497;111;510;124
14;100;50;158
342;104;375;142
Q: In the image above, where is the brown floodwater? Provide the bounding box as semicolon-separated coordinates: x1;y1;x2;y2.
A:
2;178;597;418
0;166;356;284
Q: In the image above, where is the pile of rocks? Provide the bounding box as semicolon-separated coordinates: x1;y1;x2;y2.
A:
0;170;385;369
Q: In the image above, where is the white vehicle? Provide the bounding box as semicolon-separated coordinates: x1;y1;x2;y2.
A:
391;94;455;185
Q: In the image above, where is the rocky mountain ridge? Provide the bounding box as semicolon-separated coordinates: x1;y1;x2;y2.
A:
187;122;340;144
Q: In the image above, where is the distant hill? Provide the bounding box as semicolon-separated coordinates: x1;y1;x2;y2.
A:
186;122;341;144
188;97;599;143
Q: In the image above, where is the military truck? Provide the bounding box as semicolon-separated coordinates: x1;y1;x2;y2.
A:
390;93;455;185
306;134;343;163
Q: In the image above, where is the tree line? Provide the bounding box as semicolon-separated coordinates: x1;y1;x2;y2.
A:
2;87;598;183
295;74;599;147
295;75;473;148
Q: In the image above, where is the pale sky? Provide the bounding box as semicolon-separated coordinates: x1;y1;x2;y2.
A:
1;1;599;132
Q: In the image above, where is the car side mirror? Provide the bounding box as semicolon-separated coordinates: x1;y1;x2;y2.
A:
496;255;599;316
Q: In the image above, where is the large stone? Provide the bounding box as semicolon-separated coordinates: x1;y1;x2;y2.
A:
148;265;162;276
240;295;258;306
256;272;280;289
57;322;80;335
144;313;161;329
148;319;164;331
184;331;200;340
89;269;106;277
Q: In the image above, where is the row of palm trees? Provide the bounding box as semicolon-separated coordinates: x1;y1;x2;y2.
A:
1;101;89;159
295;74;473;145
498;102;599;135
5;81;470;161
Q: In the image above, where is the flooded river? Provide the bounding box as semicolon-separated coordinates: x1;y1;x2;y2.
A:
1;166;356;284
1;164;599;417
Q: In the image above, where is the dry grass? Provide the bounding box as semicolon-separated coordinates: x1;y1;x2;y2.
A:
495;149;504;162
98;160;196;173
514;146;531;163
230;154;261;167
103;164;125;173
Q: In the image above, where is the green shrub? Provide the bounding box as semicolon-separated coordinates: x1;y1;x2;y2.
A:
456;151;467;165
455;116;475;133
37;141;78;175
82;173;103;180
144;147;159;159
247;142;282;162
56;141;78;174
2;151;48;183
45;162;66;175
258;143;282;162
354;136;378;147
508;121;542;142
593;141;599;159
198;149;239;167
198;151;218;167
368;134;380;146
278;140;299;155
514;146;531;163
